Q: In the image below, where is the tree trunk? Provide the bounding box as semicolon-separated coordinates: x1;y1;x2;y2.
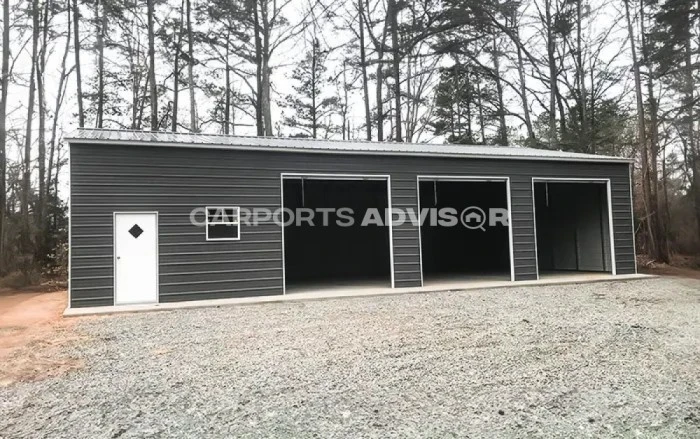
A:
376;62;384;141
464;66;472;142
137;68;148;127
49;0;72;200
696;0;700;243
404;51;413;142
311;39;318;139
186;0;196;132
172;45;180;132
590;64;596;153
37;0;50;257
639;0;669;261
476;75;485;144
545;0;557;147
556;89;567;138
260;4;273;137
95;0;105;128
73;0;84;127
515;37;534;141
491;35;508;146
342;60;349;140
686;31;700;245
261;61;272;136
0;0;10;272
130;34;140;129
388;93;394;135
253;1;264;136
172;0;184;132
624;0;657;260
358;0;371;140
387;0;402;142
24;0;40;266
454;65;461;140
662;140;671;241
231;86;236;135
576;0;587;150
678;1;700;245
147;0;158;129
224;30;231;134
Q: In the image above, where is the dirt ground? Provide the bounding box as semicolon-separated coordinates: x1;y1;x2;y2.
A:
0;287;83;387
639;254;700;280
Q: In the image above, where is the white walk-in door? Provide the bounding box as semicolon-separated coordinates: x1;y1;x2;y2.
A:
114;212;158;305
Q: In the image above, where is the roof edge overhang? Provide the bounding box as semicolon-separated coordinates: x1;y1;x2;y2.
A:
64;136;635;165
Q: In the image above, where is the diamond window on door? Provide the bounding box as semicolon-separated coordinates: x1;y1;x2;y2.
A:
129;224;144;238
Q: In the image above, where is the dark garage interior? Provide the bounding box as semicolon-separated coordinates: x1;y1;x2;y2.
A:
282;177;392;292
534;181;612;275
418;180;511;283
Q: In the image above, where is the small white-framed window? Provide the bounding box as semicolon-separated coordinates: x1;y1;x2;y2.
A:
206;206;240;241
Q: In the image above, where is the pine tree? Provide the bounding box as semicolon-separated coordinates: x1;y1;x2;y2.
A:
283;38;340;138
430;63;494;144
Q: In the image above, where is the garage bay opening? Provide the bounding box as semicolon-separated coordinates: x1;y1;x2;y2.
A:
418;178;512;285
533;181;614;278
282;176;392;293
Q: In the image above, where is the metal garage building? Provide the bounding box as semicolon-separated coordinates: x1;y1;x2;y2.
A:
66;129;636;309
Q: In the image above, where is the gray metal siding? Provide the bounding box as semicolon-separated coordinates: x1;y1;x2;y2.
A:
69;143;635;308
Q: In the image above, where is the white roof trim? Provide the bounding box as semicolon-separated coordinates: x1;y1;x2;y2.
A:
65;128;634;164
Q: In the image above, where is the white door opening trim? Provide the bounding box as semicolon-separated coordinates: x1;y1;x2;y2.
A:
113;211;159;305
280;173;395;294
530;177;617;280
416;175;515;285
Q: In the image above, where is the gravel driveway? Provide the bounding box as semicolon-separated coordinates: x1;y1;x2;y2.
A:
1;277;699;438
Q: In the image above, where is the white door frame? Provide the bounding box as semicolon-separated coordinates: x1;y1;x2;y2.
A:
280;172;395;294
113;211;160;305
530;177;617;279
416;175;515;285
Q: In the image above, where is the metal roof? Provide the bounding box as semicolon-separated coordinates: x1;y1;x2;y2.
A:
65;128;633;163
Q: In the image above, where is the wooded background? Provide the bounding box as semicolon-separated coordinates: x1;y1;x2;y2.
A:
0;0;698;284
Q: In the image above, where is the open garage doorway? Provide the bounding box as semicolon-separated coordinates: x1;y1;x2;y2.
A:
533;179;615;279
418;177;513;287
282;174;393;294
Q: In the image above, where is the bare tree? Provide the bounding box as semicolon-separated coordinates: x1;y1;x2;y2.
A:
0;0;9;271
253;1;264;135
49;0;75;197
624;0;666;262
95;0;106;128
23;0;40;265
490;34;507;145
357;0;371;140
186;0;197;131
387;0;402;141
544;0;558;146
638;0;667;259
403;41;439;143
36;0;51;254
510;9;534;141
72;0;84;127
361;0;389;140
172;0;184;131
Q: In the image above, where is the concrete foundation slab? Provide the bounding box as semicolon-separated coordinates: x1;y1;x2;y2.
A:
64;273;654;317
